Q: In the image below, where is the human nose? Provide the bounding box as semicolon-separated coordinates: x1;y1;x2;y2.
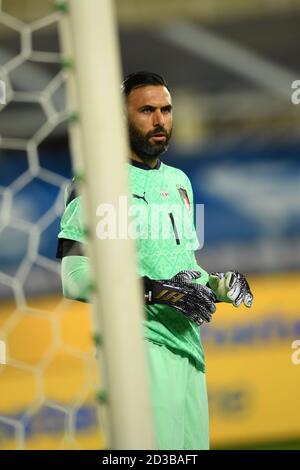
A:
152;110;165;128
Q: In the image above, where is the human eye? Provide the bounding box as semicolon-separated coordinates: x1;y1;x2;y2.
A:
141;106;153;114
162;105;172;114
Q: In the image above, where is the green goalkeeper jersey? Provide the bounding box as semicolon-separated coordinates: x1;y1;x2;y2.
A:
58;160;209;371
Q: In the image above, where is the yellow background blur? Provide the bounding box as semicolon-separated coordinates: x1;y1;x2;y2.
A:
1;273;300;449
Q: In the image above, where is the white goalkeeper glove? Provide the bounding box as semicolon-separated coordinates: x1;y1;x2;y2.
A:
208;271;253;308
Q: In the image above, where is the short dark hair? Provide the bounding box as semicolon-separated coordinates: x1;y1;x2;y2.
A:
121;71;170;97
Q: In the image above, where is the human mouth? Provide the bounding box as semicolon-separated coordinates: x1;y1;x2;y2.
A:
150;133;166;142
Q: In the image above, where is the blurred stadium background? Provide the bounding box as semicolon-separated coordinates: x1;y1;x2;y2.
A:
1;0;300;450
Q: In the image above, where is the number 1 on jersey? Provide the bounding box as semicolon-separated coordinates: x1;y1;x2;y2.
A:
169;213;180;245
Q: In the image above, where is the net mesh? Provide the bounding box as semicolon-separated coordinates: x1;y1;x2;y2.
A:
0;0;104;450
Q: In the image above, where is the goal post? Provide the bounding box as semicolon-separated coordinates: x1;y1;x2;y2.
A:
59;0;154;450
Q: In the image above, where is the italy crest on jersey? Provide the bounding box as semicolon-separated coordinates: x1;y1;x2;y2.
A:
178;187;190;210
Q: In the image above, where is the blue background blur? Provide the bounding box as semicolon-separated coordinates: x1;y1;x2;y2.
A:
1;135;299;297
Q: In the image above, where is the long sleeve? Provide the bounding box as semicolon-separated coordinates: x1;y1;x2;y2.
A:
61;255;91;302
183;174;209;286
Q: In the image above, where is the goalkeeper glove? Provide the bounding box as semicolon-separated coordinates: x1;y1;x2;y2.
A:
143;270;217;325
208;271;253;308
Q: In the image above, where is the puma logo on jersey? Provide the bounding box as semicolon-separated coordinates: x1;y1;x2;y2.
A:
132;192;148;204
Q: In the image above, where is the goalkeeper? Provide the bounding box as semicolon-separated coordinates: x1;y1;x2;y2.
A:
57;72;253;450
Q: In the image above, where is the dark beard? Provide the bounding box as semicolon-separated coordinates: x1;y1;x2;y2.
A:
128;122;172;162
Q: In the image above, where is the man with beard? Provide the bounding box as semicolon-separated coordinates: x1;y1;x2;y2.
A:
57;72;253;449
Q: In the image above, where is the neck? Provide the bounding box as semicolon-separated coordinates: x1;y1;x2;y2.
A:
130;152;158;169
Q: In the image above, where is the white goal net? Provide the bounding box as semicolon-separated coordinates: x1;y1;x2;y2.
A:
0;0;104;450
0;0;153;451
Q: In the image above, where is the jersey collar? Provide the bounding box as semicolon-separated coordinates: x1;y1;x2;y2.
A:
129;159;161;170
